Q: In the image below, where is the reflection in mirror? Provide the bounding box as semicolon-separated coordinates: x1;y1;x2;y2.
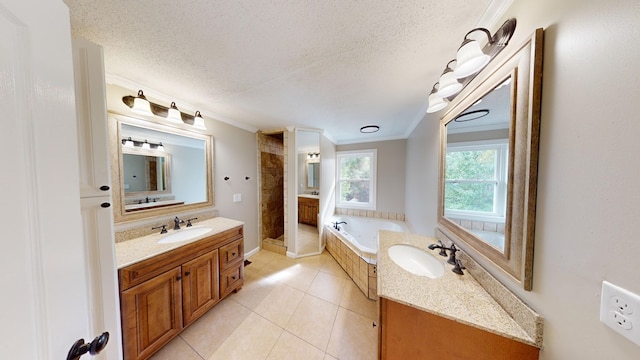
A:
307;161;320;188
122;153;168;193
110;114;214;221
444;78;511;252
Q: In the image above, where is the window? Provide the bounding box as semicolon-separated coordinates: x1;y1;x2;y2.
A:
336;149;377;210
444;140;508;221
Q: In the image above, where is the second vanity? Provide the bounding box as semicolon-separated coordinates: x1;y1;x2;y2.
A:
115;217;245;360
377;230;543;360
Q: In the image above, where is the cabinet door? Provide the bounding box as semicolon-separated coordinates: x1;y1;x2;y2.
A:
219;239;243;272
182;250;220;326
72;37;111;199
379;298;539;360
220;263;244;298
121;267;183;360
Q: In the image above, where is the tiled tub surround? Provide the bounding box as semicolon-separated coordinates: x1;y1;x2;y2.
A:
115;216;243;268
378;230;543;348
324;216;409;300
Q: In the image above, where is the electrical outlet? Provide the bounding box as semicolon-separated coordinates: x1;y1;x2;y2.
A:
600;281;640;346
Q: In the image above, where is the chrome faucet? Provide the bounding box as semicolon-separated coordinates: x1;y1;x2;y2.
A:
173;216;184;230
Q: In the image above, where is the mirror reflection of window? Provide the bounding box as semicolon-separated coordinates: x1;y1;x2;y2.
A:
443;77;511;252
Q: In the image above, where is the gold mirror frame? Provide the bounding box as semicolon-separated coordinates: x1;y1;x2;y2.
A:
109;113;214;223
437;29;543;290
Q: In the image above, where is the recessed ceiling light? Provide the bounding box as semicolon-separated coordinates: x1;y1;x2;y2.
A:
360;125;380;133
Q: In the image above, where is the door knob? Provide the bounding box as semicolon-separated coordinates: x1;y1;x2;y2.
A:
66;332;109;360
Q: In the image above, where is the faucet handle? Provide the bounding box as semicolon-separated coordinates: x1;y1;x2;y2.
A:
452;259;465;275
152;225;168;234
185;217;198;227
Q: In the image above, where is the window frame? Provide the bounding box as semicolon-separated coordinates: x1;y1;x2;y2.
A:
336;149;377;210
444;139;508;222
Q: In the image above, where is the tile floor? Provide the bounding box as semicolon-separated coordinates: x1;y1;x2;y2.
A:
296;223;320;256
151;249;378;360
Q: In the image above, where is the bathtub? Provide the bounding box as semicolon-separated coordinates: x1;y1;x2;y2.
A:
325;215;408;299
325;215;408;264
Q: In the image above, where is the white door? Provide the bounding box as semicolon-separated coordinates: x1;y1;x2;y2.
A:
0;0;98;358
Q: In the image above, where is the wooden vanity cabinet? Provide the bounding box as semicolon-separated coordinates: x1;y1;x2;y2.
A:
119;226;244;360
219;238;245;298
298;196;319;225
378;297;539;360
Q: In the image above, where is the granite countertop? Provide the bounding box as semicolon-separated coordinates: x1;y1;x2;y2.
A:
115;217;244;269
298;194;319;199
378;230;540;348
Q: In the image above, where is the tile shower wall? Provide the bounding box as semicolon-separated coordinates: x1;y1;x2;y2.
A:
259;133;285;241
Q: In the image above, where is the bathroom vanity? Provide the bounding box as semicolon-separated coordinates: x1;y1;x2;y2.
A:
116;217;244;360
298;195;319;225
377;231;542;359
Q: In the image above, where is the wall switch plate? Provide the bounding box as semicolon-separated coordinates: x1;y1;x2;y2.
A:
233;193;242;203
600;281;640;346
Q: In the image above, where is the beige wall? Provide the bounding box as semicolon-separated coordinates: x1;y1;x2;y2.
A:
337;139;406;215
406;0;640;358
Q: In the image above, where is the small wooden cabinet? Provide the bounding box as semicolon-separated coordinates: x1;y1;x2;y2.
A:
378;297;539;360
119;226;244;360
298;196;319;225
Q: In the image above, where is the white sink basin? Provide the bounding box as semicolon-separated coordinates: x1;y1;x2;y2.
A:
387;244;445;279
158;226;212;244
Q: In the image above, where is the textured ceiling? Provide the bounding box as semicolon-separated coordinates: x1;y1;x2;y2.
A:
64;0;497;144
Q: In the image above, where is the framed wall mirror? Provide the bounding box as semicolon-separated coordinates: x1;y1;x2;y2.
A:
437;29;543;290
109;114;214;222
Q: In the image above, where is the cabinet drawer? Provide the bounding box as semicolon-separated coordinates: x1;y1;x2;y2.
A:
220;263;244;298
219;239;243;271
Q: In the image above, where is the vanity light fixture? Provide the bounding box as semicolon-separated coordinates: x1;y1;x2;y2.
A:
427;18;517;113
122;90;208;130
193;111;207;130
131;90;153;116
166;102;183;123
454;29;492;79
436;60;463;98
307;152;320;159
123;137;134;148
360;125;380;134
427;83;448;113
121;138;165;151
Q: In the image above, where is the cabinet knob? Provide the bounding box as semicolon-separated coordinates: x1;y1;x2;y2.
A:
231;252;236;256
231;276;236;280
176;276;182;281
99;185;110;191
100;202;111;208
184;271;190;276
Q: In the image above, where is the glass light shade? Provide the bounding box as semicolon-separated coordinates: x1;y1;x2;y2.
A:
427;93;448;113
167;102;182;123
437;71;463;98
454;40;491;78
193;111;206;130
123;137;134;148
157;142;165;152
132;90;153;116
142;140;151;150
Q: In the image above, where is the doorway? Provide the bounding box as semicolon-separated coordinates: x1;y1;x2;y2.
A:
258;131;287;254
